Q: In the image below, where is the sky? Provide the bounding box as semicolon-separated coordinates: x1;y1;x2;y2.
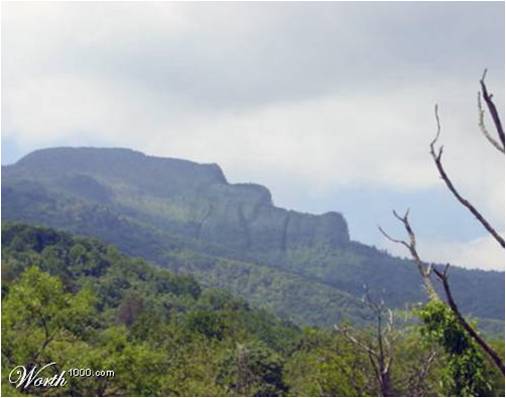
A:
1;2;504;270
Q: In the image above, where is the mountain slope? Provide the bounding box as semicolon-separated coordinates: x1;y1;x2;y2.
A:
2;147;504;326
1;222;303;396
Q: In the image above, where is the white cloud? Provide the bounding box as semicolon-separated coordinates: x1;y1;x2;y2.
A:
2;2;504;270
5;73;502;227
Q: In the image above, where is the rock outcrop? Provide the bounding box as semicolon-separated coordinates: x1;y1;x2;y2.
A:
4;147;350;252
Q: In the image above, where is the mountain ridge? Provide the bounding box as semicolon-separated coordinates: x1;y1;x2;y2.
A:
2;146;503;327
4;146;351;251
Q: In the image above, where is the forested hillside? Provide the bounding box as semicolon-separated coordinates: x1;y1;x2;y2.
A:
2;147;504;328
2;223;504;396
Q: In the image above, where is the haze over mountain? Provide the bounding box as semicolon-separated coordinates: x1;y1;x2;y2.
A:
2;147;503;330
3;2;504;271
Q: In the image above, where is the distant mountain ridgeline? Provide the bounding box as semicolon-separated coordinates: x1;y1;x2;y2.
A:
4;147;349;252
2;147;504;329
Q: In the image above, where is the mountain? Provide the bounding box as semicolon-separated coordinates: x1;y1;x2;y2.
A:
2;147;504;328
3;147;349;251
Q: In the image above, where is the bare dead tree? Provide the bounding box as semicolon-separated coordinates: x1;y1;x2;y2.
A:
375;71;504;386
335;291;397;396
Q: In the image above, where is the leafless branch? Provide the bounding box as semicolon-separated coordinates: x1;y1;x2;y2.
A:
378;226;410;250
336;324;377;358
378;210;439;300
478;92;505;153
382;207;505;376
430;106;505;248
433;265;505;375
480;69;505;148
406;350;438;396
336;291;396;396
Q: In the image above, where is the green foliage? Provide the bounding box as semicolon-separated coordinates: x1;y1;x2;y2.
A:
185;311;226;340
1;265;96;396
283;328;369;396
418;300;496;396
217;340;288;396
1;223;300;396
2;266;95;365
1;223;503;396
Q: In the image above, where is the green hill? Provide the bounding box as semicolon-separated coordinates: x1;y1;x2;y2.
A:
1;222;301;395
2;147;504;327
2;223;504;396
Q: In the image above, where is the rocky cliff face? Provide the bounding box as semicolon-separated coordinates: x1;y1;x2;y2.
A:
4;147;350;252
197;188;349;252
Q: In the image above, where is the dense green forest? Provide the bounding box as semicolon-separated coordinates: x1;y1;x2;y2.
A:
2;148;504;331
1;223;504;396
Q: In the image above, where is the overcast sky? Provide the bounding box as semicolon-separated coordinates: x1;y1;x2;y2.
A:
2;2;504;270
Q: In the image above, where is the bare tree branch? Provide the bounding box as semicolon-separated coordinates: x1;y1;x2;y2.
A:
379;72;505;389
478;92;505;153
406;350;438;396
382;208;505;376
430;105;505;248
378;210;439;300
433;264;505;375
336;324;378;358
336;292;395;396
378;226;410;250
480;69;505;148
